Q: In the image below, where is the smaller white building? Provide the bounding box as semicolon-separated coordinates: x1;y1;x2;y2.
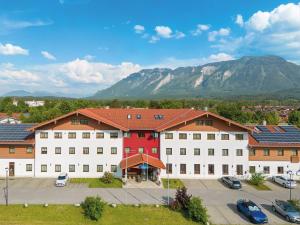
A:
25;100;45;107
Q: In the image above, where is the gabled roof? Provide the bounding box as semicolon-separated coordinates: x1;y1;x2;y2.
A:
30;108;252;132
120;153;165;169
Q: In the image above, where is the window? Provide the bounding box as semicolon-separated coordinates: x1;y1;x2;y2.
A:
292;149;298;156
193;133;201;140
208;148;214;156
83;147;89;154
194;164;200;174
152;147;158;154
263;148;270;156
41;164;47;172
249;149;256;156
235;134;244;140
221;134;229;140
152;132;159;138
111;147;117;154
68;132;76;139
41;147;47;154
55;147;61;154
55;164;61;172
54;132;62;139
180;164;186;174
124;147;130;154
249;166;256;174
111;165;117;172
26;164;32;172
69;164;75;172
222;149;229;156
222;164;229;175
236;149;243;156
138;147;144;153
277;148;284;156
180;148;186;155
80;119;89;125
97;147;103;154
179;133;187;139
165;133;173;139
166;148;172;155
9;147;15;154
97;165;103;172
83;165;89;172
166;163;172;174
196;120;213;126
40;132;48;139
123;132;131;138
71;118;79;125
208;164;214;175
26;147;33;153
263;166;270;174
138;132;145;138
207;133;215;140
136;114;142;119
96;132;104;139
236;165;243;175
110;132;118;139
194;148;200;155
277;166;284;174
69;147;75;154
82;132;90;139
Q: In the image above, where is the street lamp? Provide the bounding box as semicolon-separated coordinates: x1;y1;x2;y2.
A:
287;170;300;201
4;167;8;206
167;154;170;206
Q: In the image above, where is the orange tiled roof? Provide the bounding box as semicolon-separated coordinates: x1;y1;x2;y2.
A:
0;113;21;120
120;153;165;169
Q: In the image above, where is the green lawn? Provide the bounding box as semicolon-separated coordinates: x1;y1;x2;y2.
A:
70;178;122;188
161;179;184;189
247;181;271;190
0;205;198;225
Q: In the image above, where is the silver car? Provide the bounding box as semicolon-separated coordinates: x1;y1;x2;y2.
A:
272;176;297;189
272;200;300;223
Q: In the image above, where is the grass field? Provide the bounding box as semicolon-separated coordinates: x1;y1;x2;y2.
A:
161;179;184;189
0;205;198;225
70;178;122;188
247;181;271;191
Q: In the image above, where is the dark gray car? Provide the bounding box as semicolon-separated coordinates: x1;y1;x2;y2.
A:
221;176;242;189
272;200;300;223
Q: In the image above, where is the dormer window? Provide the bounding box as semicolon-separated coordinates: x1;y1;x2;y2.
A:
136;114;142;119
154;115;164;120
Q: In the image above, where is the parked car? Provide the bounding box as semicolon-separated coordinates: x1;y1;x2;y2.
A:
237;199;268;224
55;172;69;187
272;176;297;188
221;176;242;189
272;199;300;223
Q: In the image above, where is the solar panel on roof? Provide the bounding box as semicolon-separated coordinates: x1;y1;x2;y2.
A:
0;124;34;141
256;126;270;132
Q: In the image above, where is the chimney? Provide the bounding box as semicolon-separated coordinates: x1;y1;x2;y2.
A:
204;106;208;111
262;120;267;126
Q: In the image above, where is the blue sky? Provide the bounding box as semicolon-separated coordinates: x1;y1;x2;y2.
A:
0;0;299;97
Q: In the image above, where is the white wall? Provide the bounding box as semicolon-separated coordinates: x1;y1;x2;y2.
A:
160;131;249;179
35;130;123;178
0;159;34;177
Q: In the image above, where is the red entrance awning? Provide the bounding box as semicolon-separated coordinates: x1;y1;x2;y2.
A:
120;153;166;169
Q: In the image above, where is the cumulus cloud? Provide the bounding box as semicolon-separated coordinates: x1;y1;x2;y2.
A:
208;28;230;41
0;43;28;55
41;51;56;60
174;31;186;39
208;53;234;62
155;26;173;38
0;64;39;85
235;14;244;27
191;24;210;36
134;24;145;34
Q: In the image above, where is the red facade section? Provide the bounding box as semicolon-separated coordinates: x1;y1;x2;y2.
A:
123;130;160;159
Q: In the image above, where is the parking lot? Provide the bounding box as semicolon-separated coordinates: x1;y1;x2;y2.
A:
0;178;300;224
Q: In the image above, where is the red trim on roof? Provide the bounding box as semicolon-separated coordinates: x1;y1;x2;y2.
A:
120;153;165;169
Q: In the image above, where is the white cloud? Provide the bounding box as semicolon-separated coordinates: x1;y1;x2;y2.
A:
191;24;210;36
208;53;234;62
149;35;160;44
41;51;56;60
208;28;230;41
155;26;173;38
134;24;145;34
0;43;28;55
174;31;186;39
83;54;95;61
0;64;39;83
235;14;244;27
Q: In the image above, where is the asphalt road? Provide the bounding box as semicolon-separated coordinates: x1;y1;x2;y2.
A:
1;178;299;225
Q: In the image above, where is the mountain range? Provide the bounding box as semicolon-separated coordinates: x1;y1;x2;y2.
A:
92;55;300;99
2;90;76;98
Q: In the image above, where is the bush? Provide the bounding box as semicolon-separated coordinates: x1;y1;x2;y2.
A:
249;173;265;186
187;197;209;224
81;196;105;221
101;172;114;184
172;186;191;210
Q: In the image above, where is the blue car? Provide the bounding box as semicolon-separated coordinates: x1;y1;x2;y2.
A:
237;199;268;224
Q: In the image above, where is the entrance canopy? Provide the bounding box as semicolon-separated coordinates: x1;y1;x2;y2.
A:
120;154;165;169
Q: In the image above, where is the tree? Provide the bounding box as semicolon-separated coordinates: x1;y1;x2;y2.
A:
265;111;280;125
288;110;300;127
81;196;105;221
57;101;72;114
187;197;209;224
